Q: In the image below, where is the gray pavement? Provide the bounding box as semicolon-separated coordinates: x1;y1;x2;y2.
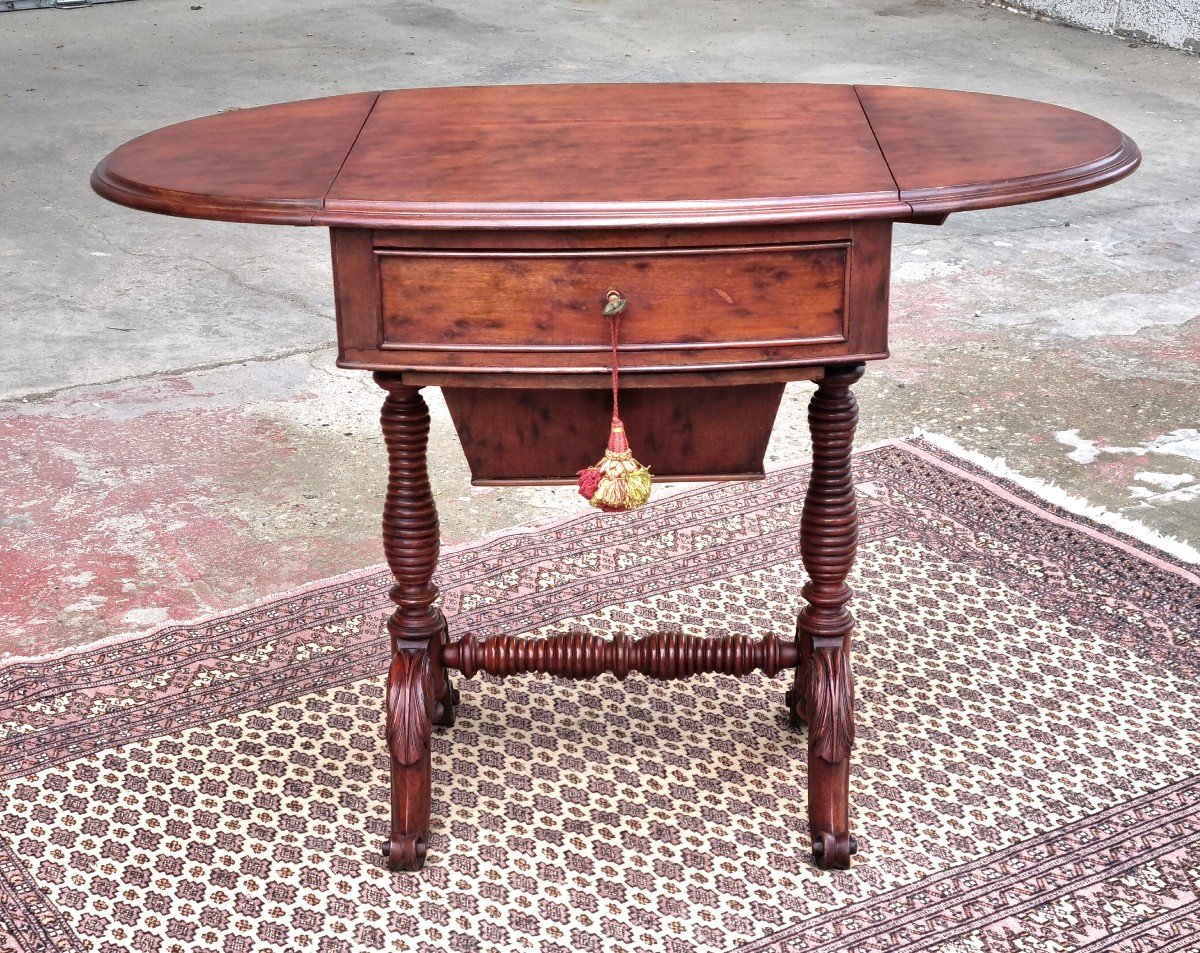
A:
1;0;1197;657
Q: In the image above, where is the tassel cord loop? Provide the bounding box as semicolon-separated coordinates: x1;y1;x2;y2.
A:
609;298;621;423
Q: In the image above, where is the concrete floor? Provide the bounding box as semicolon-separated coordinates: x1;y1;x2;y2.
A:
1;0;1197;660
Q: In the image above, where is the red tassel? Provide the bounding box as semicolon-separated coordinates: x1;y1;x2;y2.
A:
577;465;602;500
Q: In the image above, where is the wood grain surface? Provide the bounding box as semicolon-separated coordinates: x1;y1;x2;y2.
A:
91;92;378;224
323;84;901;227
92;83;1140;229
332;221;892;376
376;244;848;350
855;85;1140;215
441;383;785;483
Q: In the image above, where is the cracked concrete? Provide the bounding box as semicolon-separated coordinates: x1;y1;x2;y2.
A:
1;0;1198;659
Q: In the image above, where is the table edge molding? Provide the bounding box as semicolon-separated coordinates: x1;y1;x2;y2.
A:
90;160;322;226
313;195;912;230
898;134;1142;215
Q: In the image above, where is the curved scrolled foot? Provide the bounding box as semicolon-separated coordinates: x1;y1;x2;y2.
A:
807;646;854;762
382;834;428;871
385;650;433;872
811;831;857;870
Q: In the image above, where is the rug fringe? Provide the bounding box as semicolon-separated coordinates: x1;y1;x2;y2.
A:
910;429;1200;565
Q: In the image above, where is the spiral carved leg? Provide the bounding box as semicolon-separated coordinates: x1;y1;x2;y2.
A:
795;364;863;870
376;376;450;871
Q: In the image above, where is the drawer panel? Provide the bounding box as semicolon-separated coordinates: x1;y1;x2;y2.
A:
376;243;848;356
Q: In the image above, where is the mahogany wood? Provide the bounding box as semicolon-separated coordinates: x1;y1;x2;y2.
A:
333;222;891;376
92;84;1139;230
322;84;903;228
376;244;848;352
855;86;1140;216
91;92;378;225
791;364;864;870
89;83;1141;876
375;378;456;871
399;366;825;390
383;648;434;871
370;222;863;250
442;383;784;483
443;630;799;680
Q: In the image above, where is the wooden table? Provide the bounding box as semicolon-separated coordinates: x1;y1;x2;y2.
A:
92;83;1139;872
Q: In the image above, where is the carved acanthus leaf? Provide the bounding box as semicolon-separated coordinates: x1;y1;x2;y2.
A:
386;651;434;766
806;646;855;763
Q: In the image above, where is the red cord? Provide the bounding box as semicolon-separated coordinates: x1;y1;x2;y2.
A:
610;311;620;420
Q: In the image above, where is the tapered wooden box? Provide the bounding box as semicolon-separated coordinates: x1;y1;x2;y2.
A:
442;382;785;484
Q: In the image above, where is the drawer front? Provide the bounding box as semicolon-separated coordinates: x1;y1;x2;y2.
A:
376;243;847;361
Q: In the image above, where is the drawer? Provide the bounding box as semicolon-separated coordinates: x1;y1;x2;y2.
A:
331;223;891;375
375;243;848;367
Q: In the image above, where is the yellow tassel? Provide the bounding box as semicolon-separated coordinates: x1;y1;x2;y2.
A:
577;419;652;512
588;450;652;512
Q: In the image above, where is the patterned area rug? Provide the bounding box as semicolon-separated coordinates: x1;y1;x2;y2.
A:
2;439;1199;953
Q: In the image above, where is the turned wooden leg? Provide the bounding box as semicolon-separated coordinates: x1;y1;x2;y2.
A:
375;376;456;871
794;363;863;870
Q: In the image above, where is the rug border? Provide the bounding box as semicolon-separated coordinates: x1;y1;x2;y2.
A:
910;430;1200;566
733;772;1200;953
899;437;1200;583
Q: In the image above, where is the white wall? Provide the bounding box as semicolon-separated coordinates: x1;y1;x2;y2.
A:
980;0;1199;52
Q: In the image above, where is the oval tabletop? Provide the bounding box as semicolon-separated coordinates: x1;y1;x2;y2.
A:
92;83;1139;229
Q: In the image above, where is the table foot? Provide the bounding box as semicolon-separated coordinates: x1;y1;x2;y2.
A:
812;830;858;870
806;637;856;869
384;648;434;871
382;833;428;872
